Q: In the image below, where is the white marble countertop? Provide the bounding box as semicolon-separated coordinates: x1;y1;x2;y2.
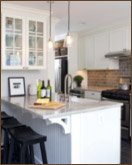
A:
1;94;122;120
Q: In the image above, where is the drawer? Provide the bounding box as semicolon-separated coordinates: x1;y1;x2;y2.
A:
85;91;101;100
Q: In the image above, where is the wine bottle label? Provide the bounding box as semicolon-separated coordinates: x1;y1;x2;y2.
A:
46;89;50;97
41;89;46;97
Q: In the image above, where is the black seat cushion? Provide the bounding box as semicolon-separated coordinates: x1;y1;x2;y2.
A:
1;118;23;130
1;112;11;119
9;126;47;145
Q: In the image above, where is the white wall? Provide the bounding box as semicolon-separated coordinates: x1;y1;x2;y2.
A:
1;70;47;97
74;70;88;88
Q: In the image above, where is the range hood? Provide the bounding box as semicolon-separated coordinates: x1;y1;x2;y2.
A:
105;49;131;59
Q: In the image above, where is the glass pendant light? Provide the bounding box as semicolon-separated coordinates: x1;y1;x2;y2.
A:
65;1;72;47
48;1;54;50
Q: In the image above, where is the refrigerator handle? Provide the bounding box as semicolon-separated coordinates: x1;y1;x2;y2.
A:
59;66;62;93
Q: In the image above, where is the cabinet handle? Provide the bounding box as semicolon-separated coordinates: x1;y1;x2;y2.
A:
91;93;95;95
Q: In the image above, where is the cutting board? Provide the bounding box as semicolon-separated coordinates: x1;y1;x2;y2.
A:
29;102;66;110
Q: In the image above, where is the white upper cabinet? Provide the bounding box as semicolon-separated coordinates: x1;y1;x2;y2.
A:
126;26;131;50
94;32;109;70
2;14;25;70
85;36;94;70
2;7;47;70
78;38;85;70
78;24;130;70
110;26;131;52
26;18;46;70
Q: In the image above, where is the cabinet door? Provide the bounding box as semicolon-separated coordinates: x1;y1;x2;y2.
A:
2;14;25;70
78;38;85;70
127;26;131;50
85;36;95;70
26;19;46;70
94;32;110;70
110;28;126;52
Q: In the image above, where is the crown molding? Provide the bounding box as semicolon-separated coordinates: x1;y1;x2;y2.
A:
2;2;48;16
1;2;60;24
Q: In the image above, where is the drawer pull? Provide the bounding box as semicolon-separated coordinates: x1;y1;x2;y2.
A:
91;93;95;95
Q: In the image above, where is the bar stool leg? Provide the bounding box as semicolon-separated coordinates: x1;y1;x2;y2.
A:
25;146;30;164
29;145;35;164
3;131;9;164
1;129;4;150
20;144;26;164
8;137;15;164
40;141;48;164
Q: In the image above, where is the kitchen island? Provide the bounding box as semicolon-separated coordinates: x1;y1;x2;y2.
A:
1;95;122;164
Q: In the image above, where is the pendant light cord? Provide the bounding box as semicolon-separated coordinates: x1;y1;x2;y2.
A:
49;1;52;39
68;1;70;35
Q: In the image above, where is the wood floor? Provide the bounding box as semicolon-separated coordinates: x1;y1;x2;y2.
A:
121;139;131;164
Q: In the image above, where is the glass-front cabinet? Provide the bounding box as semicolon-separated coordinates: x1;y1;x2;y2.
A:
2;15;24;69
27;19;45;69
2;14;46;70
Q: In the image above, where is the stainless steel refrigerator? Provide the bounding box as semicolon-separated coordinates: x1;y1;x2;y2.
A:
55;57;68;94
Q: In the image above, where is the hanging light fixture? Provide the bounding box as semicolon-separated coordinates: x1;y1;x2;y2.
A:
65;1;72;47
48;1;54;50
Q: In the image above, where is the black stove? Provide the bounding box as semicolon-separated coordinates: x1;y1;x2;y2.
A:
102;89;131;140
102;89;131;101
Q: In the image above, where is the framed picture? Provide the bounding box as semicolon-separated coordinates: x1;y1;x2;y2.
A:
8;77;26;97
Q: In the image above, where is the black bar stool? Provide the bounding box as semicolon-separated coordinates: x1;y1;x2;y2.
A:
1;112;12;119
1;112;12;157
1;117;23;164
8;125;48;164
1;112;12;148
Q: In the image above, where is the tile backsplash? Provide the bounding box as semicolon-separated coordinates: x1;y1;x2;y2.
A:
119;59;131;77
87;59;131;88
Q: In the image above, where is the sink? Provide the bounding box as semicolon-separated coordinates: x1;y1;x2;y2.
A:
70;96;98;104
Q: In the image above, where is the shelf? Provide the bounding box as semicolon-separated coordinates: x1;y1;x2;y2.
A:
55;55;68;59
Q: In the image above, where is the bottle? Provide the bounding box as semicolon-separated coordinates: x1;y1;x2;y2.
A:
37;80;42;99
46;80;52;101
41;80;46;98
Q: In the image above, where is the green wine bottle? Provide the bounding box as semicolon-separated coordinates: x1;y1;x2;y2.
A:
37;80;42;99
41;80;46;98
46;80;52;101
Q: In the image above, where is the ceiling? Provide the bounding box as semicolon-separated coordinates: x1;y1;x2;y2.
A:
4;1;131;36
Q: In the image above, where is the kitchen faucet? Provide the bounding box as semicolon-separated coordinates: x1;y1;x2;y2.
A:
65;74;73;97
60;74;73;102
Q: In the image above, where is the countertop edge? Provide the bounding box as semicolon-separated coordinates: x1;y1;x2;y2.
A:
1;98;123;120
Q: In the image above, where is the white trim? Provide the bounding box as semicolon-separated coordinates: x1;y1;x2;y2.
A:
2;2;49;17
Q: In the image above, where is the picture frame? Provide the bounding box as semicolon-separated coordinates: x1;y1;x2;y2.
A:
8;77;26;97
